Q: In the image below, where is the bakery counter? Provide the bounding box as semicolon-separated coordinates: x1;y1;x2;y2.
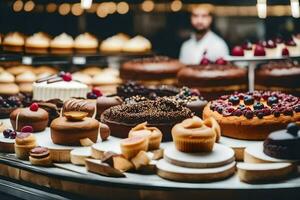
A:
0;152;300;200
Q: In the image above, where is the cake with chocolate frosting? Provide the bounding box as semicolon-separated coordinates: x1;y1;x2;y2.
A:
203;91;300;140
101;97;193;141
177;59;248;100
33;72;89;101
255;61;300;96
120;56;184;85
264;123;300;159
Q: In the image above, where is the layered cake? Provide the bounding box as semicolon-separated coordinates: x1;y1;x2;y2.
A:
255;61;300;96
101;97;193;141
120;56;184;86
203;91;300;140
33;72;89;101
177;59;248;100
264;123;300;159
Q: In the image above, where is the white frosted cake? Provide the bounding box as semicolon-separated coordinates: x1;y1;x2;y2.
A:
33;73;89;101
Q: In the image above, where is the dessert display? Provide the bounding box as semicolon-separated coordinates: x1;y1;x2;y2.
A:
128;122;162;150
32;72;89;101
62;98;96;118
255;61;300;96
50;33;74;54
122;35;152;53
100;33;130;53
50;111;99;146
171;116;220;152
29;146;52;166
120;56;184;86
10;103;49;132
263;123;300;160
177;58;248;100
15;130;37;160
74;33;98;53
25;32;50;54
2;32;25;52
203;91;300;140
101;97;193;141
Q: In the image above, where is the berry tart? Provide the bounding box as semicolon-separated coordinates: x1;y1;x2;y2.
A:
203;91;300;140
10;103;49;132
177;58;248;100
255;61;300;96
120;56;184;86
33;71;89;101
101;97;193;141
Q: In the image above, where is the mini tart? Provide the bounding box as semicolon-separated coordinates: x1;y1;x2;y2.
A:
25;32;50;54
50;33;74;54
74;33;98;53
3;32;25;52
15;132;37;160
50;115;99;146
10;107;49;132
29;146;52;166
120;136;149;159
128;122;162;150
171;116;220;152
203;91;300;140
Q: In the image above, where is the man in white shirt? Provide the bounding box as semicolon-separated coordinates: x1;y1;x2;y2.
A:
179;4;229;65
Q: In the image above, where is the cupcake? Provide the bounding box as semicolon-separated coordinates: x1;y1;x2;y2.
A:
100;33;130;53
15;132;37;160
16;71;36;94
74;33;98;53
29;146;52;166
25;32;50;54
120;136;149;159
171;116;220;152
122;35;152;53
3;32;25;52
0;69;19;96
50;33;74;54
128;122;162;150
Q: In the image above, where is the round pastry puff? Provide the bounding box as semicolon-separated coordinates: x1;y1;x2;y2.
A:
244;142;300;164
203;103;300;140
157;159;236;182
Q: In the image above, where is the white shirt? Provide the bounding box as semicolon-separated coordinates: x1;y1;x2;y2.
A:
179;31;229;65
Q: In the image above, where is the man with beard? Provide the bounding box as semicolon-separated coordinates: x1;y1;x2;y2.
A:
179;4;229;64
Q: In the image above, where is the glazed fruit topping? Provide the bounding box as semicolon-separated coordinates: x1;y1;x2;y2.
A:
215;57;228;65
30;103;39;111
62;72;72;82
200;57;210;65
286;123;299;136
231;46;244;56
254;45;266;56
21;126;33;133
211;91;300;119
282;47;289;56
87;88;103;99
3;129;17;139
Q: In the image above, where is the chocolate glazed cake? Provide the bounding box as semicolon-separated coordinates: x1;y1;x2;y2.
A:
255;61;300;96
100;97;193;141
120;56;184;85
177;64;248;100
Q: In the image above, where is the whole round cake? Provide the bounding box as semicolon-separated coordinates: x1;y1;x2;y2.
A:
203;91;300;140
33;72;89;101
177;60;248;100
101;97;193;141
120;56;184;85
255;61;300;96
